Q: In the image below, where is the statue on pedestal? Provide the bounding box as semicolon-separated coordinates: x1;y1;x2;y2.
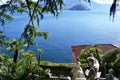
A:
71;59;85;80
85;56;100;80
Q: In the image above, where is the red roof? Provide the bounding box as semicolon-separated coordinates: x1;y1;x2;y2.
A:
71;44;118;63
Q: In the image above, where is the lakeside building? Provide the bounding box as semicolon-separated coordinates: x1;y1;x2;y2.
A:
71;44;118;63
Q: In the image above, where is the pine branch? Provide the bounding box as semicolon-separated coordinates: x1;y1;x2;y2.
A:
110;0;117;21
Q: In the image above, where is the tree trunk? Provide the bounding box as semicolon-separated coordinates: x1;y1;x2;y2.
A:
13;49;19;63
96;48;101;66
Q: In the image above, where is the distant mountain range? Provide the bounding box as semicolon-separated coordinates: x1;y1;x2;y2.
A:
63;0;111;11
63;0;90;10
69;4;90;10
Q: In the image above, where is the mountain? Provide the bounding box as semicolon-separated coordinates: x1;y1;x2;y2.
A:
63;0;111;11
69;4;90;10
63;0;91;10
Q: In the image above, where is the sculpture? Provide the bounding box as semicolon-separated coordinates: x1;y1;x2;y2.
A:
71;60;85;80
45;68;52;78
85;56;100;80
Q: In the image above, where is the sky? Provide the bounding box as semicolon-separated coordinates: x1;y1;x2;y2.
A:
0;0;114;5
93;0;113;4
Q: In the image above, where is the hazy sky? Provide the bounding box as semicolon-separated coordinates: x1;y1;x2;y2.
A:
0;0;113;5
93;0;113;4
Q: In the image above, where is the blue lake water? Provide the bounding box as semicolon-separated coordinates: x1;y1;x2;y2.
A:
1;10;120;63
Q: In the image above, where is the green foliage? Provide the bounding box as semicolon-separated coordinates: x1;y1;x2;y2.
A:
80;48;103;58
0;31;8;48
98;48;120;76
112;54;120;75
37;48;44;54
104;48;120;64
0;0;64;47
22;24;50;47
0;53;74;80
21;0;64;47
103;48;120;75
80;47;104;65
40;61;74;68
6;39;25;52
80;58;87;64
79;47;120;77
0;52;48;80
40;61;52;66
0;0;64;65
0;0;26;25
0;0;64;79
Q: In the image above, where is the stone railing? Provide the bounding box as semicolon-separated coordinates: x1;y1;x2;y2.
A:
45;76;71;80
75;78;106;80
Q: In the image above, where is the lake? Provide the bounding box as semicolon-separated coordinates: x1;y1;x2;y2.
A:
1;10;120;63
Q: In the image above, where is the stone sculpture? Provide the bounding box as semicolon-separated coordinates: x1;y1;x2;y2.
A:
71;61;85;80
85;56;100;80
